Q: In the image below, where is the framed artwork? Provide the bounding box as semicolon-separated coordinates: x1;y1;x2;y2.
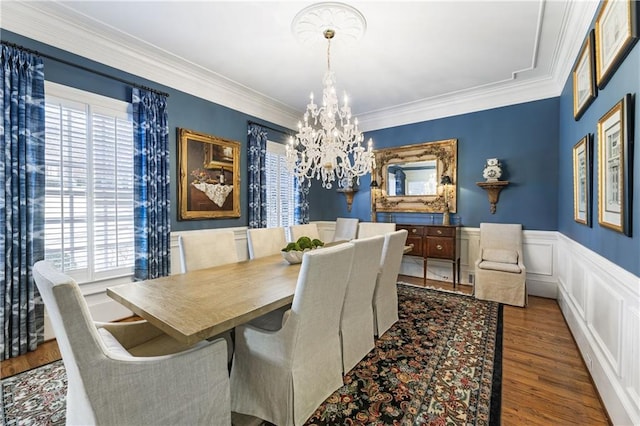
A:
573;134;593;226
597;94;634;236
573;30;597;120
178;128;240;220
595;0;639;89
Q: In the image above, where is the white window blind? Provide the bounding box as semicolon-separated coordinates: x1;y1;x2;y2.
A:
265;141;296;228
44;82;134;283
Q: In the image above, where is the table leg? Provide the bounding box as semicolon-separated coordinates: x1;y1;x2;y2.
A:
423;257;427;286
452;261;456;289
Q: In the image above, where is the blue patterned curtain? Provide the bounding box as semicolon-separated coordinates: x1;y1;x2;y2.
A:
0;45;45;360
132;88;170;280
294;180;310;224
248;124;267;228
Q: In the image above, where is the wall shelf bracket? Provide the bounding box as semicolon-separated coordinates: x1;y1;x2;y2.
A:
337;188;358;212
476;181;509;214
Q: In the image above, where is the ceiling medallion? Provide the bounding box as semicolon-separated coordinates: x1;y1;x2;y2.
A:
291;2;367;45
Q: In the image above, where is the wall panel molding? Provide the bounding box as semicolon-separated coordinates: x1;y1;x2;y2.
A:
557;234;640;426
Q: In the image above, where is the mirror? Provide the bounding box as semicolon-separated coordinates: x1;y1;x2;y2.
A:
387;160;437;196
372;139;457;214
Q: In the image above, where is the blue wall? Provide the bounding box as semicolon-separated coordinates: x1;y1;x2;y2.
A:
557;27;640;276
311;98;561;232
2;30;290;233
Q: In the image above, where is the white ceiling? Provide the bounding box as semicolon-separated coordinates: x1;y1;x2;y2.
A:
2;1;599;131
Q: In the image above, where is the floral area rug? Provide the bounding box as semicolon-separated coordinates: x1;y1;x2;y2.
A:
1;284;502;426
305;284;503;426
1;360;66;426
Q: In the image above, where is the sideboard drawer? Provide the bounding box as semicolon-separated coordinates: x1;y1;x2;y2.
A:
425;237;454;259
426;226;455;237
397;224;425;236
405;235;423;256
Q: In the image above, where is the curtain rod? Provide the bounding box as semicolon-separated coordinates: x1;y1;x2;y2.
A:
2;40;170;98
248;120;294;138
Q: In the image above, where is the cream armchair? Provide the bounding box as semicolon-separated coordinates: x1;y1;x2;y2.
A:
288;223;320;241
340;235;385;374
33;260;231;426
178;230;238;273
474;223;527;307
247;227;287;259
373;229;408;336
332;217;359;241
230;243;355;426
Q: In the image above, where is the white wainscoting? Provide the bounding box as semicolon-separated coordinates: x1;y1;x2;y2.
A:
556;234;640;426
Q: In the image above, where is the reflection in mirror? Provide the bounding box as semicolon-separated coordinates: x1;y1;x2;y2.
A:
387;160;437;196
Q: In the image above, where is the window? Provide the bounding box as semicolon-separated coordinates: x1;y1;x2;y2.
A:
265;141;297;228
44;82;134;284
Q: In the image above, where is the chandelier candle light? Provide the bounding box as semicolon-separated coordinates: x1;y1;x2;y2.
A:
286;21;375;189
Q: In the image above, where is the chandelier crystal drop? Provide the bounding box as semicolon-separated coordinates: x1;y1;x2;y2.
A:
286;28;375;190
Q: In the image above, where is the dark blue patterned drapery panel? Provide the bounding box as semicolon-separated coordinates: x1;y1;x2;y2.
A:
294;180;310;225
248;124;267;228
132;88;170;280
0;45;45;360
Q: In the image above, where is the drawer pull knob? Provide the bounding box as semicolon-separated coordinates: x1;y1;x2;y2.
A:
412;229;417;233
436;230;442;235
436;244;443;250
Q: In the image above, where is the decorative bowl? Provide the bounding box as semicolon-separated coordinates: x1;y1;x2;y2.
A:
281;249;307;264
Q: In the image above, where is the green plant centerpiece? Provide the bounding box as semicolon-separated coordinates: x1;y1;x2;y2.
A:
281;236;324;264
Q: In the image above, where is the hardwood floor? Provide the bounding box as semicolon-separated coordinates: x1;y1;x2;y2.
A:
2;276;610;425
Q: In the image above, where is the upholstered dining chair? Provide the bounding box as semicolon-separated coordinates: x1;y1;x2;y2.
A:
340;235;385;374
178;229;238;273
247;227;287;259
288;223;320;242
332;217;359;241
373;229;408;336
474;223;527;307
230;243;355;426
357;222;396;239
32;260;231;426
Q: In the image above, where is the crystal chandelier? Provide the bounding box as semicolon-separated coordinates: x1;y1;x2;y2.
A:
286;28;375;190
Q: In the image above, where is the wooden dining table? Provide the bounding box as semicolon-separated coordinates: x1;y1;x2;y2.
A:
107;254;301;346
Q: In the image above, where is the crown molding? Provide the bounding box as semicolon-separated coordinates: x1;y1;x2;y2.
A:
549;0;600;92
2;1;300;129
359;0;599;131
2;0;598;133
358;75;560;131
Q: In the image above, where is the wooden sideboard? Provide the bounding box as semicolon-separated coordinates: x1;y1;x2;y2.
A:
396;224;461;288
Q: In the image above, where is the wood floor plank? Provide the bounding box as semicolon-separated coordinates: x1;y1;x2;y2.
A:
1;276;611;425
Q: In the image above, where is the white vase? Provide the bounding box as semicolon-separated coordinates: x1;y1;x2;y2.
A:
482;158;502;182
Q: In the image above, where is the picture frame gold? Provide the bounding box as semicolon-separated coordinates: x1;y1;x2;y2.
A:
572;30;597;120
178;128;240;220
573;134;593;226
597;94;634;236
595;0;639;89
371;139;457;214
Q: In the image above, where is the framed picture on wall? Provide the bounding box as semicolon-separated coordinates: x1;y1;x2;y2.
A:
573;134;593;226
595;0;639;89
178;128;241;220
597;94;634;236
572;30;597;120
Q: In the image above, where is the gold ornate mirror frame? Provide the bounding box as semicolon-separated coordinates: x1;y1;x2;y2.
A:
372;139;457;214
